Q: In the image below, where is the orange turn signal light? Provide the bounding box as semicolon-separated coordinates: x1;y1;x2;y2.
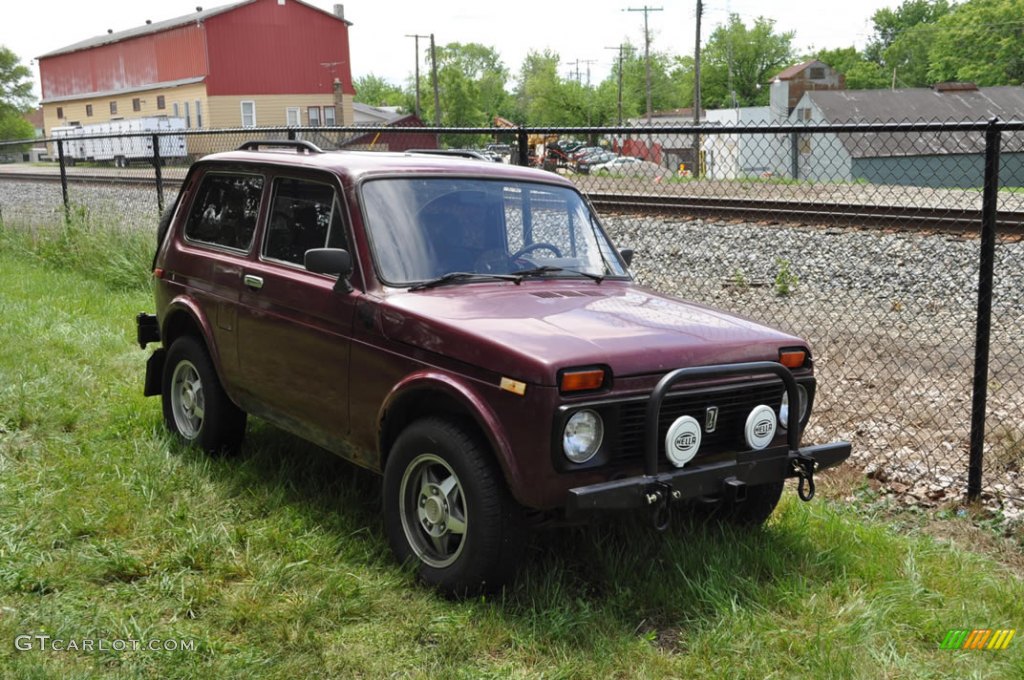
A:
560;369;605;393
779;349;807;369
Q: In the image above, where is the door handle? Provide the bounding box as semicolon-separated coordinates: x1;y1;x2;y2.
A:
243;274;264;290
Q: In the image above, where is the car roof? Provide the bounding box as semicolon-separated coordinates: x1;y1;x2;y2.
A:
200;144;574;187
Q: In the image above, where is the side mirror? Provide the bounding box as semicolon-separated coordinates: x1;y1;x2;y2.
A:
619;248;634;267
305;248;354;293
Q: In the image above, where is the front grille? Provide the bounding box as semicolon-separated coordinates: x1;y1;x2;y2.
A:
613;381;785;461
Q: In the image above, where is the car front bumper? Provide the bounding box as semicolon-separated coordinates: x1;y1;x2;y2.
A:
565;441;850;516
564;360;852;517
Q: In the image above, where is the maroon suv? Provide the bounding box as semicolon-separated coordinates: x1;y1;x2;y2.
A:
137;140;850;594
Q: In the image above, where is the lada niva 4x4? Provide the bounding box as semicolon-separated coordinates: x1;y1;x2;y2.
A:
137;140;851;594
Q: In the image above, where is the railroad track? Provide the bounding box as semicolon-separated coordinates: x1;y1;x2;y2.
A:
587;193;1024;234
4;169;1023;234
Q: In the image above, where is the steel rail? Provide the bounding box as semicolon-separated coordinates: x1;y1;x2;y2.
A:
587;192;1024;233
3;169;1023;233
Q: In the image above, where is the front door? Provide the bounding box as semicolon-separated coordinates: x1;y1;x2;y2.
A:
236;173;357;452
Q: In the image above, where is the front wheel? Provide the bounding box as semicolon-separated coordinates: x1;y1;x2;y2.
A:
161;336;246;455
383;418;526;595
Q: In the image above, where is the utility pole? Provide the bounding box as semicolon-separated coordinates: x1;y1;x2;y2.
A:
693;0;702;177
605;45;633;126
581;59;598;86
405;34;429;119
626;5;663;122
430;33;441;126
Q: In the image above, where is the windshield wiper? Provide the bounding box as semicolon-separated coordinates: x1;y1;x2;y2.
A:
408;271;523;292
512;265;606;284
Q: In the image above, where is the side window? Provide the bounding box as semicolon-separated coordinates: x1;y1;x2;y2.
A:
183;173;264;251
263;178;346;267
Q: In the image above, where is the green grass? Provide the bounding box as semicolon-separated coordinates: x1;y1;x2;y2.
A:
1;222;1023;678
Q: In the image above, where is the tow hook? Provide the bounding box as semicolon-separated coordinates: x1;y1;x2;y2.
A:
645;483;680;532
792;454;816;502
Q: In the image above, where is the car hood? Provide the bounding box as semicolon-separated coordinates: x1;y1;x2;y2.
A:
380;281;806;386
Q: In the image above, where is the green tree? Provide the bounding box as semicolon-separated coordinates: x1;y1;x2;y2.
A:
928;0;1024;85
814;46;889;90
618;46;683;118
865;0;954;87
0;46;35;141
700;15;795;108
513;50;619;126
353;74;410;109
514;50;578;125
421;42;512;129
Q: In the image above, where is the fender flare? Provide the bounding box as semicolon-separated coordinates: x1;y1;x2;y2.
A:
160;297;228;386
378;371;525;504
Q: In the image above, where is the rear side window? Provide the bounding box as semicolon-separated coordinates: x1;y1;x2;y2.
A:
263;177;346;267
183;173;264;251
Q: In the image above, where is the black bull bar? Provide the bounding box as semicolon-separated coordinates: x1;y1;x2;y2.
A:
566;362;852;519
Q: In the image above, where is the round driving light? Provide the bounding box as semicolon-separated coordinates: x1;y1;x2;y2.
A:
665;415;701;468
563;410;604;463
778;385;809;429
745;405;777;450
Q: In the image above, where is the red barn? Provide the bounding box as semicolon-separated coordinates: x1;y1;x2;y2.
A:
38;0;356;138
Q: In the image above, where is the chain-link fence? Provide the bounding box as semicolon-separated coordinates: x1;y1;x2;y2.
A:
1;120;1021;516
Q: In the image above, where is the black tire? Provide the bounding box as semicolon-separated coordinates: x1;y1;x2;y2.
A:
161;336;246;455
383;418;526;596
691;480;784;527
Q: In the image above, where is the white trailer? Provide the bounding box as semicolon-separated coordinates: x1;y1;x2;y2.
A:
50;117;188;167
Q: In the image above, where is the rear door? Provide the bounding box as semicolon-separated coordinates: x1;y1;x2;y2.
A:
171;169;265;388
235;172;358;452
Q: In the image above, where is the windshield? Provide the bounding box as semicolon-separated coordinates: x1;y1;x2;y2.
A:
360;178;628;286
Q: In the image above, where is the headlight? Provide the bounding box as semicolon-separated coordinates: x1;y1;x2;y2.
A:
779;384;809;429
563;409;604;463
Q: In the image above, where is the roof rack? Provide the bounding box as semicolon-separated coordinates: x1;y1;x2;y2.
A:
406;148;491;161
236;140;324;154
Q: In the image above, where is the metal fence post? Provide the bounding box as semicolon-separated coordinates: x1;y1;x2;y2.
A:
967;117;1002;502
517;127;529;167
56;139;70;222
152;134;165;214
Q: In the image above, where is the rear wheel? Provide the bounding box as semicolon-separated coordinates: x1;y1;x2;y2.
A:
383;418;526;595
162;336;246;455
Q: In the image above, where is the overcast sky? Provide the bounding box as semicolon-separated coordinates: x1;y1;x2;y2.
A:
6;0;897;98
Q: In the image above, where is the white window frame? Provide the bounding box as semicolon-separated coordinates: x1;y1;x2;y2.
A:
286;106;301;127
323;105;336;126
241;100;257;128
307;106;321;128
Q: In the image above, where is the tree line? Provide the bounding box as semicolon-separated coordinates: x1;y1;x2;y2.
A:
355;0;1024;127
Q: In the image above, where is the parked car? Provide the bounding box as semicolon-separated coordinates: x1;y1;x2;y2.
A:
137;139;850;595
590;155;645;175
576;151;617;174
571;145;605;161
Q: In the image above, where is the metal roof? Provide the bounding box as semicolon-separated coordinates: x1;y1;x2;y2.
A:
38;2;252;58
775;60;826;81
352;103;406;125
804;86;1024;158
37;0;351;59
